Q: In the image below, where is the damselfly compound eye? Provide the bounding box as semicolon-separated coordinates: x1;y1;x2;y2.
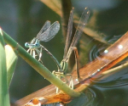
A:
35;43;39;47
25;42;29;48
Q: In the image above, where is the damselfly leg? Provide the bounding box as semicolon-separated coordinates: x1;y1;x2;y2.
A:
73;47;81;82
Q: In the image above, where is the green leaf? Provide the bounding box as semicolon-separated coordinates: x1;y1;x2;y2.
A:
5;45;18;87
0;28;10;106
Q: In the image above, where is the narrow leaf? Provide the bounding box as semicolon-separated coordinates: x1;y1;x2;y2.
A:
0;28;10;106
5;45;18;87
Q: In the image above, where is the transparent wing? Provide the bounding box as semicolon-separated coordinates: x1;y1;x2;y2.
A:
66;7;90;60
37;21;60;42
63;8;74;59
71;7;90;48
36;21;51;39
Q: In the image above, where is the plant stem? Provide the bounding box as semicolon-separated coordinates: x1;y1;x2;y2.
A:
2;30;80;97
101;61;128;78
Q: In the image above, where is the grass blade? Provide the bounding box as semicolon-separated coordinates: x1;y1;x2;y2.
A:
5;45;18;87
0;28;10;106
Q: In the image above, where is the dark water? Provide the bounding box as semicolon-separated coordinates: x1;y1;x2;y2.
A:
1;0;128;106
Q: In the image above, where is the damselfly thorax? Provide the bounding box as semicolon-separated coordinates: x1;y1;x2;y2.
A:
25;38;40;50
60;60;69;73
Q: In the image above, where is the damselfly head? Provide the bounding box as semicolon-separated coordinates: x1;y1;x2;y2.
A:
25;42;29;48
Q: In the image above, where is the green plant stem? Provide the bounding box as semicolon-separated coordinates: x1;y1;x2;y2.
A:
0;30;10;106
2;30;80;97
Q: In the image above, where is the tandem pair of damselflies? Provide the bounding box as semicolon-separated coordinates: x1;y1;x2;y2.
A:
25;7;90;93
52;7;90;93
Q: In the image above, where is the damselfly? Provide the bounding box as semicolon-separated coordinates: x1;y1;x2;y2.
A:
53;7;90;93
25;21;60;64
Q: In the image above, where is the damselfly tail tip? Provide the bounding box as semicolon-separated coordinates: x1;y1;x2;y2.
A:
85;7;88;10
84;7;90;14
84;7;90;15
87;11;90;14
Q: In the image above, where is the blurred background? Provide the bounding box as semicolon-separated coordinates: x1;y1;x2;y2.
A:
1;0;128;106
